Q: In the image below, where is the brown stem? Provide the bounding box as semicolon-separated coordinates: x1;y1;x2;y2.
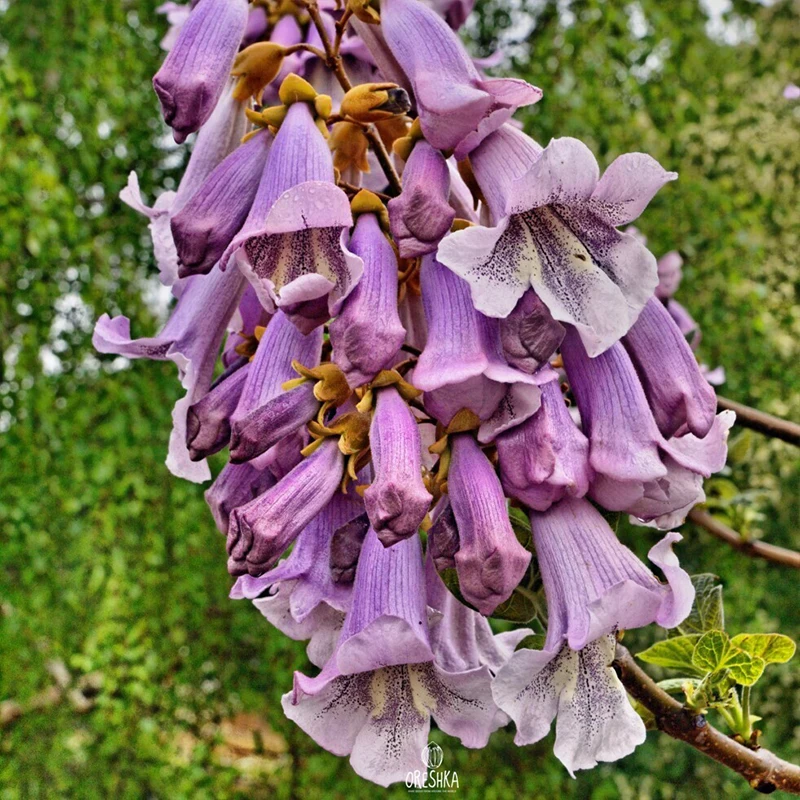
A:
333;7;353;56
718;395;800;447
283;43;328;61
613;644;800;794
298;0;403;195
688;508;800;569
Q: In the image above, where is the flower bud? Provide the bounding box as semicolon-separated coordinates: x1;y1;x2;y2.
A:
279;72;318;106
340;82;411;123
330;121;371;175
231;42;287;102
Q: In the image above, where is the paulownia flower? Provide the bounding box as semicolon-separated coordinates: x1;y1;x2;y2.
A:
376;0;541;158
447;433;531;615
153;0;249;143
363;386;432;546
438;135;677;355
492;497;694;774
221;91;363;332
93;264;246;482
283;530;505;787
560;327;733;528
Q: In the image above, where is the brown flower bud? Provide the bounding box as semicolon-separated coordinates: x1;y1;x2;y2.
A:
340;83;411;124
231;42;287;102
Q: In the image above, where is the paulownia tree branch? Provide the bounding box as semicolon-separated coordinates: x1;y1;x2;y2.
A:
688;508;800;570
613;644;800;795
719;396;800;447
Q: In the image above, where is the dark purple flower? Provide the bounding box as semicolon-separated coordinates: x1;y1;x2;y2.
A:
447;433;531;615
329;210;406;386
153;0;249;143
364;387;432;546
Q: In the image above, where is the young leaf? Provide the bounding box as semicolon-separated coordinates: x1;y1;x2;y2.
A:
731;633;797;665
491;587;540;623
678;574;724;634
657;678;701;695
692;630;730;672
509;506;533;550
724;650;765;686
637;635;704;674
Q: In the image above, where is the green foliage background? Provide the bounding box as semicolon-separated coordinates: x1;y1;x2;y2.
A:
0;0;798;797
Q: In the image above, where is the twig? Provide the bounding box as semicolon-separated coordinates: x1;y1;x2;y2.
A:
283;43;328;61
718;395;800;448
613;644;800;794
298;0;403;195
688;508;800;569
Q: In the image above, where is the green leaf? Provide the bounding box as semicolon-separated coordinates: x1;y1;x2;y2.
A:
508;506;532;550
723;650;765;686
515;634;546;652
677;574;724;634
637;635;703;674
692;630;730;671
731;633;796;665
491;587;540;623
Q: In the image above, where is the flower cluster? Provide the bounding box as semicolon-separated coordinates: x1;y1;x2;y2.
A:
95;0;733;785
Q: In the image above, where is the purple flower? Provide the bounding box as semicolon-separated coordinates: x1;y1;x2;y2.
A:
560;327;733;527
447;433;531;615
221;99;363;331
499;290;565;374
120;85;247;286
231;493;364;665
438;136;677;355
364;387;432;546
186;357;249;460
227;437;344;576
93;264;246;482
153;0;249;143
205;460;276;534
283;531;503;786
171;129;273;278
228;310;323;464
531;498;694;650
377;0;541;158
388;141;455;258
413;254;549;436
622;297;718;438
496;378;592;511
783;83;800;100
329;211;406;386
491;498;694;774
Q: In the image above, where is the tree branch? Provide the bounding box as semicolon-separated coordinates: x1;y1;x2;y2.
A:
299;0;403;195
718;395;800;447
614;644;800;794
688;508;800;570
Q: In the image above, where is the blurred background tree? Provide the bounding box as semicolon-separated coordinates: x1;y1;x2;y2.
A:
0;0;798;797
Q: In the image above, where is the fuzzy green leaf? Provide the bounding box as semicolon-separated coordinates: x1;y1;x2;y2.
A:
637;635;704;674
731;633;796;665
515;634;547;652
692;630;730;672
678;574;725;634
723;650;765;686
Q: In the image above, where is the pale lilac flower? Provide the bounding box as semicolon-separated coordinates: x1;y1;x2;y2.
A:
414;254;548;435
783;83;800;100
231;493;364;665
622;297;717;438
221;101;363;331
496;378;592;511
93;264;246;482
153;0;249;143
388;141;455;258
560;327;733;527
364;387;432;546
156;2;191;52
172;129;273;277
447;433;531;615
329;212;406;386
283;531;503;786
492;497;694;774
438;135;677;355
377;0;541;158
